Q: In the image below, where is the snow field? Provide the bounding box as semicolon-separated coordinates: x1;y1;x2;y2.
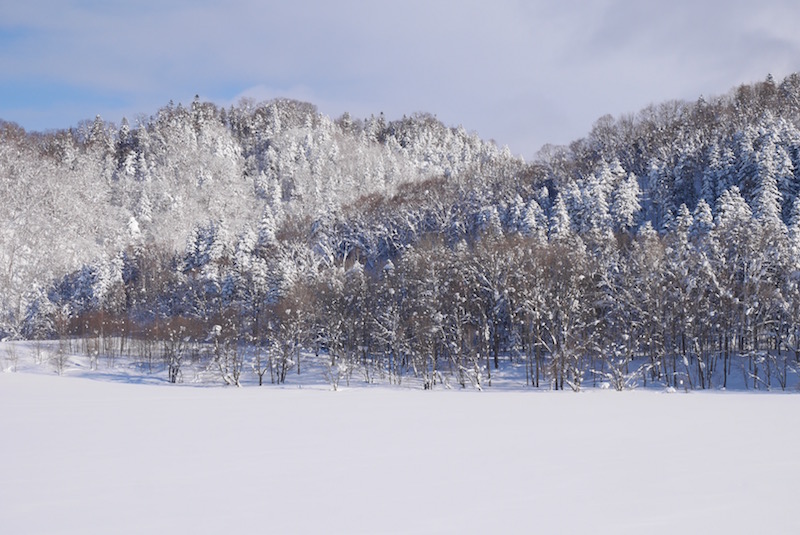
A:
1;372;798;534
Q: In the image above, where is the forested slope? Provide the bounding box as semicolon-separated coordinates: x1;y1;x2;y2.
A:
3;73;800;390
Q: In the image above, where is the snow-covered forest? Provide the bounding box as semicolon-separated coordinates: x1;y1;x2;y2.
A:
4;73;800;390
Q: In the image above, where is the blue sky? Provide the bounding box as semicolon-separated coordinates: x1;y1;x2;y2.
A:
1;0;799;159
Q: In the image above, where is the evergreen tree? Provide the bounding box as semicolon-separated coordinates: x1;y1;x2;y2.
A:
610;173;642;232
548;193;572;241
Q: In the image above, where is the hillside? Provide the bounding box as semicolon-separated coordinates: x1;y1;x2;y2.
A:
3;73;800;390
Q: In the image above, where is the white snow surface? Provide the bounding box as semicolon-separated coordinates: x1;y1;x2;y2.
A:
2;370;799;534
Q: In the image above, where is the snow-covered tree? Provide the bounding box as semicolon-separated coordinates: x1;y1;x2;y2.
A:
610;173;642;232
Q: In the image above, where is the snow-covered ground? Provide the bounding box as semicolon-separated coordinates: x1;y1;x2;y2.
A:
2;355;799;534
